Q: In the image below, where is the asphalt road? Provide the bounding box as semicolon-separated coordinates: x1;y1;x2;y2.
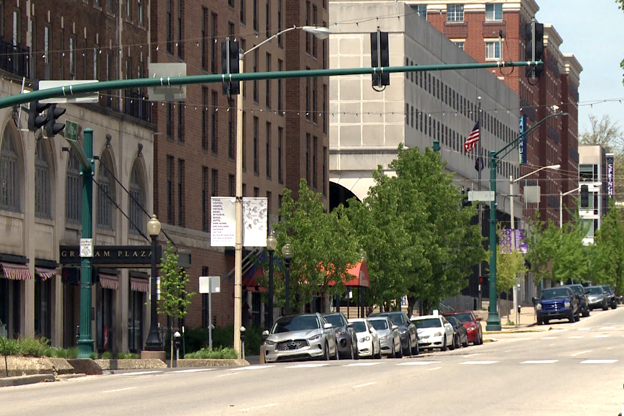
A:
3;308;624;416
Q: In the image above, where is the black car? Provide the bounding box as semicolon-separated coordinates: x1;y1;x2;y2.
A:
446;315;469;349
600;285;618;309
322;312;358;359
369;311;419;356
585;286;609;311
565;284;590;317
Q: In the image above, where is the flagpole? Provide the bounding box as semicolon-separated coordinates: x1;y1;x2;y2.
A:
476;98;483;311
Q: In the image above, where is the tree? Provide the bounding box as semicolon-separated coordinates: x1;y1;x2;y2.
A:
619;1;624;86
496;228;527;296
593;199;624;293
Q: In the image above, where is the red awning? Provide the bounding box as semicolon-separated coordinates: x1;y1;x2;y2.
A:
243;266;268;292
36;267;58;281
130;277;149;293
328;260;370;288
99;274;119;290
1;263;33;280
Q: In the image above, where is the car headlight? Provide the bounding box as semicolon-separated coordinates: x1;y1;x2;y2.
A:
564;301;571;308
434;331;442;337
308;334;321;341
536;303;542;310
381;334;391;340
264;340;276;346
359;336;370;342
467;325;476;331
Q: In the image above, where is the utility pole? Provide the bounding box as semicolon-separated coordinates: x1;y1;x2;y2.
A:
476;99;483;311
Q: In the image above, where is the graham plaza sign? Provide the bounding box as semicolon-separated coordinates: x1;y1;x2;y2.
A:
60;245;163;267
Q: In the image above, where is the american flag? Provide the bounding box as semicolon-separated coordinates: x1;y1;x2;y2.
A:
464;122;480;152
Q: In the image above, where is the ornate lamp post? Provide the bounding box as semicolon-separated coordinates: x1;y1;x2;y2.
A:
145;214;162;351
266;230;277;329
282;243;292;315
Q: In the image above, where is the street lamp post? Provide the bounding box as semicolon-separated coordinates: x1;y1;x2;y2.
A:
266;231;277;329
233;25;330;356
560;186;580;228
486;111;567;331
282;243;292;315
145;214;162;351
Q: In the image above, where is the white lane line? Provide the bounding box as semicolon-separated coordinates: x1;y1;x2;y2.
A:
102;387;135;393
173;368;214;373
117;371;161;376
353;382;378;388
521;360;558;364
460;361;498;365
397;361;439;366
461;353;484;358
345;362;382;367
577;328;590;331
600;326;616;330
427;367;442;371
595;335;610;338
568;336;583;339
217;373;239;378
543;337;558;339
581;360;618;364
239;404;278;413
572;350;592;357
231;365;275;371
286;363;328;368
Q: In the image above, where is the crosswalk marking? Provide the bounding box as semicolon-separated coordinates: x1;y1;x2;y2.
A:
581;360;618;364
521;360;558;364
460;361;498;365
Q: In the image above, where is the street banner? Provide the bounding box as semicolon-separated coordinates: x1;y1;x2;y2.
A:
606;153;615;198
210;197;268;247
518;115;527;165
500;229;528;254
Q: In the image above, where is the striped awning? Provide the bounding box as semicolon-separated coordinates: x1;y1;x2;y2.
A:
36;267;58;281
130;277;149;293
1;263;33;280
99;274;119;290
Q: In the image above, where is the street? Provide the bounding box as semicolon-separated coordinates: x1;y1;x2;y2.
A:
3;308;624;416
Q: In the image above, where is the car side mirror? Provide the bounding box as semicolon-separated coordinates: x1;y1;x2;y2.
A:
262;330;270;338
476;317;482;322
323;323;333;330
347;322;354;328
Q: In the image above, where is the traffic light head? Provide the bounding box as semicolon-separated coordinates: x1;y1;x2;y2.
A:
370;30;390;88
221;38;240;96
580;184;589;208
45;104;66;138
525;21;544;79
27;101;50;132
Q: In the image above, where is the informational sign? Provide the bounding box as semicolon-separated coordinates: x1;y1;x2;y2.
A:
80;238;94;258
210;197;268;247
500;229;528;254
606;153;615;198
148;63;187;101
60;245;162;267
468;190;495;202
518;115;527;165
65;120;79;142
39;80;99;103
199;276;221;294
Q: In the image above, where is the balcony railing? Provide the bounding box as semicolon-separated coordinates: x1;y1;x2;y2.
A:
124;89;152;123
0;39;29;78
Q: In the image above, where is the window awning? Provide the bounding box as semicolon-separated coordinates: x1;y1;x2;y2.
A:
36;267;58;281
1;263;33;280
99;274;119;290
130;277;149;293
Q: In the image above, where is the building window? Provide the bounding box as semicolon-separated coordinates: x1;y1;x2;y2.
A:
211;13;218;73
312;77;318;123
229;0;235;7
229;174;235;197
167;0;173;54
579;164;596;182
178;159;185;226
253;0;258;32
177;102;184;142
266;122;271;179
412;4;427;19
253;187;259;197
211;91;218;153
278;0;283;47
126;0;132;18
323;84;327;133
129;162;145;235
312;5;318;57
69;35;76;79
202;87;208;150
97;153;115;230
34;141;51;218
265;52;271;108
306;134;310;185
312;136;318;189
167;155;174;223
454;41;465;50
211;169;218;196
253;116;259;174
485;3;502;21
240;0;246;24
278;127;283;184
253;49;259;103
201;8;208;70
166;103;173;139
485;41;501;60
305;72;310;119
202;167;209;231
178;0;184;58
322;146;327;196
305;1;311;53
1;126;20;212
65;151;82;224
277;59;283;114
447;4;464;22
266;0;270;38
138;0;144;25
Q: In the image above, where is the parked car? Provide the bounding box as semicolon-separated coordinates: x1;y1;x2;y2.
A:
348;318;381;359
446;315;469;349
370;311;419;356
585;286;609;311
322;312;358;360
600;285;618;309
368;316;402;358
564;284;590;317
534;287;580;325
442;311;483;345
262;313;338;363
411;314;455;351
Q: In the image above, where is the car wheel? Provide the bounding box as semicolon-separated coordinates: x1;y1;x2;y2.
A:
613;303;618;310
449;335;456;351
395;341;403;358
537;317;543;325
477;333;483;345
603;302;609;311
574;312;580;322
412;339;420;355
462;337;469;348
544;319;549;325
333;343;340;360
352;341;359;360
375;343;382;359
583;307;590;318
441;335;448;351
569;312;575;323
323;343;330;361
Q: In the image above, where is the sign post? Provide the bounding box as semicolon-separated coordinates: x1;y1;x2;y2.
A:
199;276;221;350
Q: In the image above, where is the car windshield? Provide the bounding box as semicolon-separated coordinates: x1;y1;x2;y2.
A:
587;287;603;295
447;317;460;328
272;315;320;333
413;318;442;328
323;314;345;328
541;288;570;299
451;313;474;323
602;286;614;294
376;313;404;326
567;286;582;295
351;321;368;333
369;319;389;331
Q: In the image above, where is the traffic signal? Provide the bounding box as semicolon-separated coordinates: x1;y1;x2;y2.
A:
45;104;66;138
525;21;544;79
221;37;240;96
370;29;390;88
27;100;50;132
461;187;472;208
580;184;589;208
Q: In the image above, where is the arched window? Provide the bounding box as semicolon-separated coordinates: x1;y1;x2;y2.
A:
128;161;145;235
65;150;82;224
35;140;52;218
0;126;20;212
97;152;115;230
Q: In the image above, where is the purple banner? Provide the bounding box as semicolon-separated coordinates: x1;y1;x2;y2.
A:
500;229;528;254
606;154;615;198
518;115;527;165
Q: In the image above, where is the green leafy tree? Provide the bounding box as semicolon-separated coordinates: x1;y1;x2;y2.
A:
496;229;527;296
593;200;624;293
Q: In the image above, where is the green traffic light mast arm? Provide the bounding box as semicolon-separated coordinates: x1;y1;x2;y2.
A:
0;60;542;110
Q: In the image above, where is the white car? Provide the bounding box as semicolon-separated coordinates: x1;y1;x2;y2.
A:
348;318;381;359
411;314;455;351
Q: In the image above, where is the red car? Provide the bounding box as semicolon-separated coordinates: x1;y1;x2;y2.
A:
442;311;483;345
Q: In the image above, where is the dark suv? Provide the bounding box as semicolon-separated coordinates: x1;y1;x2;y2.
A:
322;312;358;359
565;284;590;317
585;286;609;311
600;285;618;309
535;287;579;325
369;311;419;356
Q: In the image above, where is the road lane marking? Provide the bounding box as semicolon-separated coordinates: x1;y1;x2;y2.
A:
460;361;498;365
217;373;239;378
345;362;382;367
231;365;274;371
581;360;618;364
572;350;592;356
117;371;161;376
600;326;616;330
595;335;610;338
397;361;439;366
543;336;558;339
427;367;442;371
353;382;377;388
461;353;483;358
568;336;583;339
239;404;278;413
173;369;214;373
521;360;558;364
286;363;328;368
102;387;135;393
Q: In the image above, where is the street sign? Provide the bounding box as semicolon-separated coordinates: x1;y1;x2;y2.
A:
80;238;94;258
39;80;99;104
468;191;495;202
148;63;187;101
199;276;221;293
65;120;78;142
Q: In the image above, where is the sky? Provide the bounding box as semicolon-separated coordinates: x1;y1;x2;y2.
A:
535;0;624;136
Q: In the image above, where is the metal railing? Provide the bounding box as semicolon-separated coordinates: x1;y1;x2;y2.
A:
0;39;29;78
124;89;152;122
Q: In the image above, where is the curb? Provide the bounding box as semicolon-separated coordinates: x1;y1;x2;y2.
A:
0;374;54;387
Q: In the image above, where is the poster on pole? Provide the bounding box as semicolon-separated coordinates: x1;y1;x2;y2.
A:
606;153;615;198
518;115;527;165
242;197;268;247
210;197;268;247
